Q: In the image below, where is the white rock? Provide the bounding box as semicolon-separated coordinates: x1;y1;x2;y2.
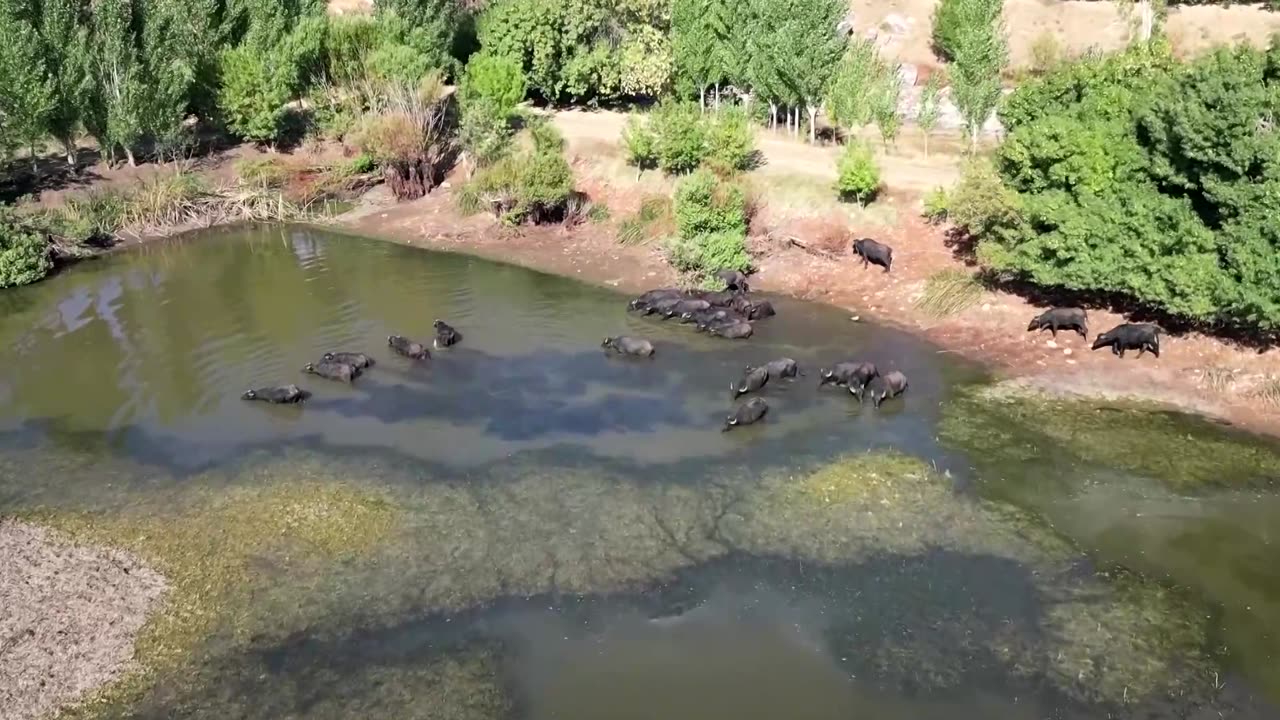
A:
1063;348;1073;356
1046;340;1058;349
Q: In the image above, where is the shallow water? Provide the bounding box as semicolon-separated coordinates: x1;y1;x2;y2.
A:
2;225;1279;719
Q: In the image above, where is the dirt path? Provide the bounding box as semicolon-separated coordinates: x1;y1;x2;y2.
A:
552;109;963;193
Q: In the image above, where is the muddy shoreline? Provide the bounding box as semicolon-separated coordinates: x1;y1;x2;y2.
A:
329;187;1280;440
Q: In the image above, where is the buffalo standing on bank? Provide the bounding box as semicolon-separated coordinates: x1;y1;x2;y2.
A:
852;238;893;273
1091;323;1162;358
715;269;750;292
1027;308;1089;339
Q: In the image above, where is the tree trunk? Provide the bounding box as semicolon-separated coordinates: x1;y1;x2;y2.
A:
1139;0;1153;41
30;143;38;174
770;103;778;131
62;138;77;167
125;147;137;168
807;106;818;144
700;87;706;113
714;83;721;111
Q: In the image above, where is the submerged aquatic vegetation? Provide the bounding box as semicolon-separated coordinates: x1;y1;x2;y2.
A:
939;383;1280;492
27;480;399;719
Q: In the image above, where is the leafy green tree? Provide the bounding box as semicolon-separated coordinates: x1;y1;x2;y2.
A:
218;13;325;147
872;64;903;150
672;0;737;108
621;114;658;179
373;0;460;74
706;107;756;173
674;169;747;237
742;0;798;132
932;0;1001;62
478;0;618;104
35;0;94;166
651;100;707;174
87;0;145;166
948;0;1007;150
774;0;847;143
827;37;886;133
461;52;527;115
835;141;880;205
139;0;201;158
619;24;673;98
458;98;514;176
917;74;942;155
0;4;55;169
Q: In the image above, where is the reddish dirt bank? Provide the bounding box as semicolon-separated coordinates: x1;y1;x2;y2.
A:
339;186;1280;439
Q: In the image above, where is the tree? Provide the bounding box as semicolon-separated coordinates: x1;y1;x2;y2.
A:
87;0;146;166
827;37;886;133
35;0;95;166
461;52;527;116
218;13;325;147
372;0;461;74
917;74;942;155
835;141;880;205
478;0;620;104
651;100;707;174
871;64;903;150
742;0;798;133
139;0;200;159
948;0;1007;150
672;0;736;109
621;114;658;178
706;107;756;173
775;0;847;143
932;0;1001;62
0;5;55;170
619;24;673;98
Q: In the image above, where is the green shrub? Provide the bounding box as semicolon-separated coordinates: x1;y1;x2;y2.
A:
621;113;658;178
651;101;707;175
1029;32;1062;75
932;0;1003;62
706;107;756;174
674;170;748;239
459;98;515;172
462;133;574;224
947;158;1020;240
218;44;296;146
666;231;751;278
834;142;881;205
460;52;527;116
922;186;949;224
235;157;291;188
0;207;52;288
617;195;673;245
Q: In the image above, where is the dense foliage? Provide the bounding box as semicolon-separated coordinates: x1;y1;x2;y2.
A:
835;142;881;205
0;206;51;288
959;41;1280;330
668;169;751;279
460;121;575;224
621;102;757;177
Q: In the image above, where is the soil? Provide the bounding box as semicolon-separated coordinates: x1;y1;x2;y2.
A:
0;519;168;720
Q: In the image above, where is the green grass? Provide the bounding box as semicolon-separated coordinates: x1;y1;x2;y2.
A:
617;195;673;245
914;269;985;318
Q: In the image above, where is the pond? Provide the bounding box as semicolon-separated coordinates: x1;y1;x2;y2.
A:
1;225;1278;720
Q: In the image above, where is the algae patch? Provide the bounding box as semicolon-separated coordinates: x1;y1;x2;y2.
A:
28;479;399;720
940;383;1280;492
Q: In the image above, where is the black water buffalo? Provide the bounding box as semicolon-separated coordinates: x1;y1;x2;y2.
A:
690;310;747;328
818;361;878;388
602;336;655;357
722;397;768;431
643;297;684;317
866;370;908;408
699;289;743;307
715;269;750;292
303;360;359;383
747;300;776;321
389;334;431;359
323;351;375;369
628;288;684;311
433;319;463;347
1091;323;1161;358
756;357;800;379
663;298;712;318
852;238;893;273
731;366;770;399
708;320;753;339
1027;307;1089;339
241;385;311;404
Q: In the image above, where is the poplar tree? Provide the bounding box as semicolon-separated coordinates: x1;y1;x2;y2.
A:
0;3;55;169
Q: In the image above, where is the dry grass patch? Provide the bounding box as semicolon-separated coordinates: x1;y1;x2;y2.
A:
914;269;985;318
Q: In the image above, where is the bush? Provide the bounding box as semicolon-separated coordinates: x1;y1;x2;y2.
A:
462;126;574;224
674;170;748;239
43;190;128;245
458;98;515;173
218;44;295;146
617;195;673;245
667;230;751;278
947;158;1020;240
0;207;52;288
932;0;1002;62
1029;32;1062;75
235;158;291;188
922;186;949;224
651;101;707;175
705;107;756;174
460;52;527;116
355;73;455;201
621;114;658;178
834;142;881;205
914;269;985;317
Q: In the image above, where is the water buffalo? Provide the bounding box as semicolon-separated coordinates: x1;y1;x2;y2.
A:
303;360;359;383
628;288;684;311
699;289;743;307
663;298;712;318
322;351;375;369
818;361;878;388
1091;323;1161;358
866;370;908;408
433;319;463;347
757;357;800;379
747;300;776;321
690;310;747;329
715;269;750;292
643;297;684;317
731;365;770;399
602;336;655;357
241;385;311;404
722;397;768;431
1027;308;1088;339
852;238;893;273
389;334;430;359
708;320;753;339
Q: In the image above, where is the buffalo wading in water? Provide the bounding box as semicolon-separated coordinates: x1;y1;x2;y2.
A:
818;361;877;388
759;357;800;379
241;385;311;404
844;362;881;400
663;298;712;318
643;296;684;317
715;269;750;292
722;397;769;431
866;370;908;408
627;288;684;311
708;320;753;339
731;365;770;399
303;360;360;383
322;351;375;369
747;300;776;320
852;238;893;273
388;334;431;359
1027;307;1089;339
602;336;655;357
1091;323;1162;358
433;319;463;348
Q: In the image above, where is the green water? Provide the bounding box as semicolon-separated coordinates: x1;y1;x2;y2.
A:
1;225;1278;719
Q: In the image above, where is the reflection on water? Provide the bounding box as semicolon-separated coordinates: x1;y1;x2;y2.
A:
2;226;1280;720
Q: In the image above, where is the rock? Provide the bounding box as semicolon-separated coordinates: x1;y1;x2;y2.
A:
1063;348;1073;356
1046;340;1058;349
880;13;912;37
836;11;857;36
897;63;919;90
981;303;991;312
